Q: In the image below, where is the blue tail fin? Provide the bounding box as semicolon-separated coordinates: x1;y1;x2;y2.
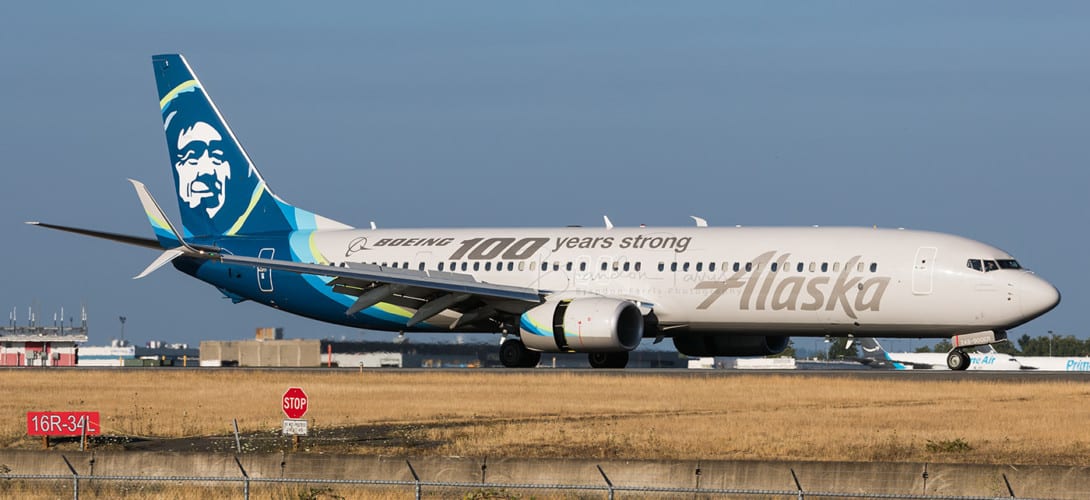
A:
152;54;349;238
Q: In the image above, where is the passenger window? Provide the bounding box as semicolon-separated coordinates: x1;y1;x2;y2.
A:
509;262;515;271
484;262;492;271
623;262;630;271
553;262;560;271
473;262;480;271
967;259;983;272
832;262;840;272
733;263;740;272
518;262;525;271
745;262;752;272
683;262;690;272
797;262;804;272
566;262;573;271
418;262;425;271
857;262;864;272
438;262;445;271
671;262;678;272
770;262;778;272
821;263;828;272
709;262;716;272
461;262;468;271
579;262;587;271
658;262;665;272
696;262;703;272
602;262;609;271
403;262;409;269
809;262;815;272
635;262;642;272
870;263;878;273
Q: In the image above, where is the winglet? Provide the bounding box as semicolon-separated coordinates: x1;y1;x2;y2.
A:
128;179;199;254
603;215;614;230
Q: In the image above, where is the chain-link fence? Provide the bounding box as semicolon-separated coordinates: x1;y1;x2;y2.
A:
0;454;1063;500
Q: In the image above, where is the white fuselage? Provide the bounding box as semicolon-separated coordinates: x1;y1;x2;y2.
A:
291;225;1058;337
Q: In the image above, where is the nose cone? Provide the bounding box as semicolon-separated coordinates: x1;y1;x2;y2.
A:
1021;274;1061;320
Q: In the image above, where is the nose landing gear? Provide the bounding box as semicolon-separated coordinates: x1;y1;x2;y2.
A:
946;349;971;371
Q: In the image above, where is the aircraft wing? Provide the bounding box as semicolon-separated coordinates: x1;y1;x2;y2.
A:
214;253;545;327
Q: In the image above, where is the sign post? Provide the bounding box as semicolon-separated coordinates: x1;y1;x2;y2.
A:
281;387;308;450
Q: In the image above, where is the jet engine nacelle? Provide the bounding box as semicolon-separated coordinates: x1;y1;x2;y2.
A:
673;333;790;357
519;298;644;353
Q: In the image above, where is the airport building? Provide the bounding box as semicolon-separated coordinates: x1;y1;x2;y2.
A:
77;340;199;367
199;329;688;368
0;307;88;367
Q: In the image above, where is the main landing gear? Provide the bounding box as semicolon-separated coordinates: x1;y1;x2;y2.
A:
498;338;630;369
588;352;629;369
499;339;541;368
946;349;971;371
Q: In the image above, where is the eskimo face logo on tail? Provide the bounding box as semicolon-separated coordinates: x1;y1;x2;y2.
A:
175;121;230;217
161;86;257;232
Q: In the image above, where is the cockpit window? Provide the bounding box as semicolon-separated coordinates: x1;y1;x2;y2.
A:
968;258;1022;272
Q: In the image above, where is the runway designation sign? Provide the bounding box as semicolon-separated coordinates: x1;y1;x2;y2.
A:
282;419;308;436
27;412;101;436
282;387;308;419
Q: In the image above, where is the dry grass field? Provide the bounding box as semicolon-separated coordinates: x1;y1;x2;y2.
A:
1;370;1087;466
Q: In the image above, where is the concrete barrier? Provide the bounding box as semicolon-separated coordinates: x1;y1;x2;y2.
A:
0;450;1087;498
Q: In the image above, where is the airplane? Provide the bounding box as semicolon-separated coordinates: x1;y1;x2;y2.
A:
28;54;1061;369
858;338;1024;370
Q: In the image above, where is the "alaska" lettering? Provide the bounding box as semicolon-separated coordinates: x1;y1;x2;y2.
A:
694;251;890;319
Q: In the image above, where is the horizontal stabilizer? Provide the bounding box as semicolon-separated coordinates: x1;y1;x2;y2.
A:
26;221;164;250
134;248;187;279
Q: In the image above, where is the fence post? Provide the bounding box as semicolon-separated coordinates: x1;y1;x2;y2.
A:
235;455;249;500
61;455;79;500
233;419;242;454
597;464;614;500
1002;473;1016;498
406;460;421;500
790;468;804;500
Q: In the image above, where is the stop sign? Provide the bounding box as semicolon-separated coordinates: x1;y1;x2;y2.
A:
282;387;308;419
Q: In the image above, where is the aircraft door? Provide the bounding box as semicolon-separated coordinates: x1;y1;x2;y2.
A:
912;246;937;295
257;248;274;292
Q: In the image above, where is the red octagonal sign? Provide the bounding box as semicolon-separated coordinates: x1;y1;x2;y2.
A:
282;387;308;419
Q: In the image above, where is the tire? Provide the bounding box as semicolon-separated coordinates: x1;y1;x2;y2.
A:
500;339;528;368
588;351;629;369
946;349;970;371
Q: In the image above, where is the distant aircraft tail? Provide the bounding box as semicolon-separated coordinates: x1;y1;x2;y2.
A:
152;54;349;238
858;338;907;370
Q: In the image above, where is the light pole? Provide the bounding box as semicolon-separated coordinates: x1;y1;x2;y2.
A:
1048;330;1053;357
119;316;127;343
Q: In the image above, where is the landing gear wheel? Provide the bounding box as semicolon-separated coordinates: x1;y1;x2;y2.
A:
588;351;629;369
946;349;971;371
500;339;540;368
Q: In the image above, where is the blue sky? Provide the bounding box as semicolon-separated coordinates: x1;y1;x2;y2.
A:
2;2;1086;349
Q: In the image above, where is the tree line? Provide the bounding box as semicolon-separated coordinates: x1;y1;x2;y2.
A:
914;333;1089;357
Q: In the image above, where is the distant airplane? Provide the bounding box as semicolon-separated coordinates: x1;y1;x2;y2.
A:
858;338;1024;370
1013;354;1090;371
29;54;1061;369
